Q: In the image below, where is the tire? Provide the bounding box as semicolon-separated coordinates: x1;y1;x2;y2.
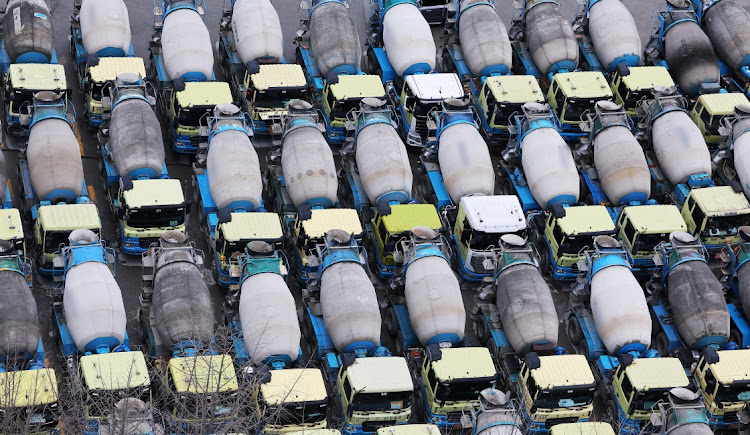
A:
537;242;550;276
567;315;584;345
730;325;742;348
385;307;398;337
654;332;669;357
603;400;618;425
579;338;590;362
475;319;489;345
502;178;514;196
412;387;427;423
486;337;499;359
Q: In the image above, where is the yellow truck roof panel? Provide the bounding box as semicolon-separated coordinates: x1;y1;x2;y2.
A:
624;358;690;391
175;81;233;108
80;351;150;391
432;347;496;381
710;349;750;383
550;423;615;435
300;208;363;239
260;368;327;405
288;431;342;435
330;74;386;100
222;212;283;242
690;186;750;217
0;208;24;241
38;203;101;232
251;64;307;91
620;66;674;92
532;355;595;389
553;71;612;99
8;64;66;90
376;425;442;435
697;92;750;115
89;57;146;83
122;179;185;209
0;368;58;407
382;204;442;234
622;205;686;234
485;75;544;104
168;355;238;394
557;205;616;235
346;357;413;393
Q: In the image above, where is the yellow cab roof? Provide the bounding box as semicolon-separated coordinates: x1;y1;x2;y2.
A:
287;431;342;435
251;64;307;91
531;355;595;389
89;57;146;83
553;71;612;99
0;208;24;240
8;64;66;90
557;205;616;235
175;81;233;108
38;203;101;232
710;349;750;383
221;212;283;242
550;423;615;435
300;208;363;239
382;204;442;234
260;368;328;405
485;75;544;104
432;347;496;381
0;368;58;407
376;425;442;435
619;66;674;92
346;357;413;393
122;179;185;209
168;355;238;394
330;75;385;100
697;92;750;115
624;358;689;391
689;186;750;217
621;205;686;234
80;351;150;391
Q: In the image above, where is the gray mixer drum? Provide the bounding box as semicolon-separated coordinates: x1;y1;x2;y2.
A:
3;0;54;64
0;262;39;356
109;97;165;178
309;0;361;76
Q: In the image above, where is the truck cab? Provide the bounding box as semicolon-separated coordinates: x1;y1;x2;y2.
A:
680;186;750;250
547;71;613;136
115;178;187;255
0;369;60;434
82;57;146;127
167;81;234;153
476;75;545;142
690;92;750;145
609;65;674;117
35;203;101;276
3;64;68;136
517;353;595;432
237;64;308;136
450;195;527;281
370;203;442;279
321;74;386;144
694;348;750;429
254;367;329;434
616;205;687;270
0;208;28;263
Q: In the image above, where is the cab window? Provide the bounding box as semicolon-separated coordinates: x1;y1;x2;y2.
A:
527;376;539;398
616;77;629;103
343;377;353;400
325;88;335;111
623;219;636;244
552;222;565;244
377;220;388;243
427;366;437;388
620;372;633;396
692;205;706;230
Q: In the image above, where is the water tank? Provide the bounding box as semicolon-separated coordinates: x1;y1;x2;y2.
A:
495;264;557;354
382;3;436;76
734;129;750;201
457;1;512;77
521;125;579;209
2;0;54;63
63;230;126;352
0;264;39;356
207;114;262;211
239;272;300;364
109;96;164;179
652;110;711;184
404;254;465;345
231;0;283;66
587;0;641;71
355;120;412;205
28;117;84;204
664;17;719;97
524;1;578;76
438;122;494;203
79;0;131;57
161;8;213;81
703;1;750;72
310;0;361;76
281;103;338;208
152;232;215;346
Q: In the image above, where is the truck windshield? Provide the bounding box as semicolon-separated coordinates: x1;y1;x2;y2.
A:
176;393;234;420
436;377;496;403
471;229;526;251
9;90;35;112
253;89;306;108
0;404;59;432
45;230;99;253
564;98;606;123
633;233;667;253
351;390;411;412
715;381;750;404
127;206;185;229
87;388;150;418
492;102;523;128
269;401;328;425
635;388;671;412
704;215;747;238
534;386;594;409
330;98;364;120
178;105;212;128
90;83;104;101
558;234;596;256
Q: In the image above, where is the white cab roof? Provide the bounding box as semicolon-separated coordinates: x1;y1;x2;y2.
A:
405;73;464;100
461;195;526;233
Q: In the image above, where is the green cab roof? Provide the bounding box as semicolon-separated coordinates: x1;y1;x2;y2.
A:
689;186;750;217
122;179;185;209
531;354;595;389
432;348;496;382
553;71;612;99
618;66;674;92
696;92;750;116
89;57;146;83
0;369;58;407
556;205;616;236
168;355;238;394
550;423;615;435
8;64;67;90
376;425;442;435
624;357;689;391
80;351;150;391
381;204;442;234
300;208;363;239
0;208;24;241
260;368;328;405
709;349;750;383
221;212;283;242
37;203;101;232
175;81;234;108
250;64;307;91
346;357;413;393
621;205;686;234
485;75;544;104
330;74;385;100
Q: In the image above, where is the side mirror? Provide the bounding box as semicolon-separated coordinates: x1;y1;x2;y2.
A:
461;229;470;244
185;200;193;214
116;206;126;220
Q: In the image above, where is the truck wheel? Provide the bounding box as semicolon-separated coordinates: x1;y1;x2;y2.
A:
653;332;669;357
579;338;590;362
603;400;618;424
412;387;426;423
567;315;584;345
475;319;489;345
537;243;550;275
730;325;742;348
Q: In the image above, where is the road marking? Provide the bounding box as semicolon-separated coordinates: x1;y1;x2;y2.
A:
87;185;96;204
74;122;84;156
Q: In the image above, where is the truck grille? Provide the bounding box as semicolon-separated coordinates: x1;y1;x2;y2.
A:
723;411;739;423
361;420;395;432
414;115;429;143
190;136;202;146
139;237;160;249
446;411;464;423
544;417;579;429
470;254;491;274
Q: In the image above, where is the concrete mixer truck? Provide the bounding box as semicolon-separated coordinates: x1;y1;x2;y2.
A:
50;229;155;434
689;92;749;146
651;388;714;434
712;104;750;200
0;239;59;434
608;65;676;117
718;227;750;349
139;231;240;433
300;229;415;434
692;347;750;429
218;0;308;137
3;64;67;137
99;73;187;256
69;0;141;127
149;0;233;154
614;204;687;272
